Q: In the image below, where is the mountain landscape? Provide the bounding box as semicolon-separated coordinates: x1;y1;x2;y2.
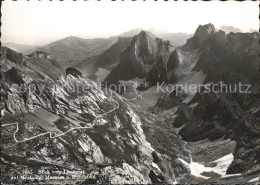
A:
1;23;259;184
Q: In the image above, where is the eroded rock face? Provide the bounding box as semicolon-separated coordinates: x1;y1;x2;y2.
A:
1;47;172;184
174;89;260;175
181;23;216;51
194;23;216;45
84;163;150;184
139;47;201;90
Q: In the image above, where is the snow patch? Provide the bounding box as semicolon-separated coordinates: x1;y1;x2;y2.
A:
179;153;235;179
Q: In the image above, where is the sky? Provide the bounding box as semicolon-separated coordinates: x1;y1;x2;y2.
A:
2;0;259;45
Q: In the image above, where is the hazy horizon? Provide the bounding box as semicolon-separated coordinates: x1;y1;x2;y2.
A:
2;1;258;45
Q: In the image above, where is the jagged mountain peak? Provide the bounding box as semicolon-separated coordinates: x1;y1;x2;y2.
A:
195;23;216;35
104;32;172;85
121;30;156;40
139;30;148;36
132;31;171;63
132;30;158;47
137;30;155;37
119;28;144;37
194;23;216;45
131;31;159;66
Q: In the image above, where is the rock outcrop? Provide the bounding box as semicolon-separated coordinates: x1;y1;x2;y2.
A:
1;47;177;184
73;36;133;80
66;67;83;78
220;26;242;34
104;31;172;86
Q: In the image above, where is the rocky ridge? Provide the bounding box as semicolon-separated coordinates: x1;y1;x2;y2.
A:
0;47;189;184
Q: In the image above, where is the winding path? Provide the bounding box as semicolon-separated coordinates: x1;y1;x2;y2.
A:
2;81;142;143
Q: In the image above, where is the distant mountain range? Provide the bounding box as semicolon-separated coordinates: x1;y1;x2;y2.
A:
220;26;242;34
118;28;193;47
2;42;39;53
